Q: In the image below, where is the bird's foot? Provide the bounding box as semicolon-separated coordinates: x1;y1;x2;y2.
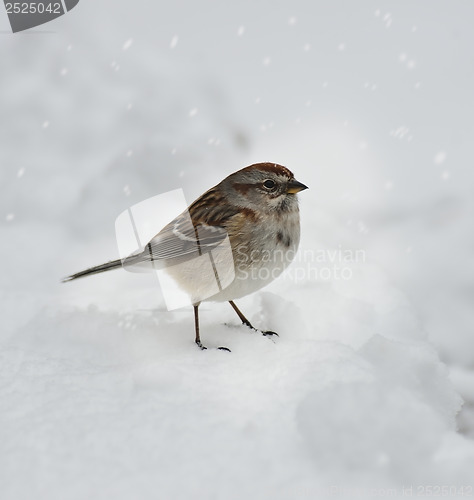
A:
195;340;208;351
224;321;279;341
245;323;279;339
262;330;279;338
195;341;231;352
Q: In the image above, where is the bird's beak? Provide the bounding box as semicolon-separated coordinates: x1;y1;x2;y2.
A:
287;179;309;194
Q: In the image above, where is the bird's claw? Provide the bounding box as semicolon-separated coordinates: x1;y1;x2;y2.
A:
262;330;279;337
196;341;231;352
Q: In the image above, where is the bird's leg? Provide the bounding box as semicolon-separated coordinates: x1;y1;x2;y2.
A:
228;301;279;337
228;300;253;328
194;304;206;350
194;304;231;352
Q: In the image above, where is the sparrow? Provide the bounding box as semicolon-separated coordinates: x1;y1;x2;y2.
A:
63;162;308;351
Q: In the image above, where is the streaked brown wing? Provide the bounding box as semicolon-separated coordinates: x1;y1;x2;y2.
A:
123;187;238;270
148;214;229;260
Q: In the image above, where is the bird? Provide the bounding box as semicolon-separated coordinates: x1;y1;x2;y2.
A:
63;162;308;350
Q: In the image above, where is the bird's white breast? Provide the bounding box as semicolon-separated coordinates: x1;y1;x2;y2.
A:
207;208;300;302
163;206;301;305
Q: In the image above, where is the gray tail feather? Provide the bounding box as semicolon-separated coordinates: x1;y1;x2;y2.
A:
62;258;123;282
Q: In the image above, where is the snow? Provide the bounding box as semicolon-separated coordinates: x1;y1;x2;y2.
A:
1;1;474;498
2;268;472;498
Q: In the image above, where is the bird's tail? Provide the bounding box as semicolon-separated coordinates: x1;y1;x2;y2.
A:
62;258;123;282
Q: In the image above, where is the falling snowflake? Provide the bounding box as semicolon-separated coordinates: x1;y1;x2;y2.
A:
383;12;392;28
17;167;25;178
434;151;447;165
390;126;410;140
5;213;15;222
170;35;179;49
358;221;369;234
303;43;311;52
263;57;271;66
441;170;451;180
42;121;49;129
122;38;133;51
189;108;198;117
288;17;297;26
123;185;131;196
237;26;245;36
338;43;346;51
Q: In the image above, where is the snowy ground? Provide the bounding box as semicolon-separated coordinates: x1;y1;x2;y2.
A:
1;1;474;498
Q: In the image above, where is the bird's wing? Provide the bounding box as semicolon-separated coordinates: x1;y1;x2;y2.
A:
150;215;229;259
123;188;239;270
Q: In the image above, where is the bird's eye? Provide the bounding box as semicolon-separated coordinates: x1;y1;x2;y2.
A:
263;179;276;190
